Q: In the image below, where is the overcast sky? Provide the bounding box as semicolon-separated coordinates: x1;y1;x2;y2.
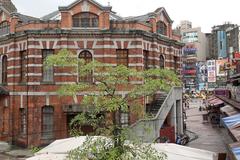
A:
11;0;240;33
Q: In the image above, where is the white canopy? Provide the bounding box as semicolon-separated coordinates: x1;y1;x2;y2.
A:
151;143;218;160
27;136;218;160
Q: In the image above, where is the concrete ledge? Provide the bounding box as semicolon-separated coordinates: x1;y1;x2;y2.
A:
0;142;10;153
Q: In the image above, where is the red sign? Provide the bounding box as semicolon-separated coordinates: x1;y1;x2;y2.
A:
183;70;196;74
234;52;240;59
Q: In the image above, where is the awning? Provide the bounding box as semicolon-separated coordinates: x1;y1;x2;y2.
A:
232;147;240;160
220;105;239;116
208;98;224;106
229;142;240;160
222;114;240;141
217;95;240;110
27;137;219;160
0;86;9;95
222;114;240;128
208;96;217;102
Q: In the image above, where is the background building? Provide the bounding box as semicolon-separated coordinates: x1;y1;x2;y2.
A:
177;21;208;92
207;23;240;89
207;23;238;60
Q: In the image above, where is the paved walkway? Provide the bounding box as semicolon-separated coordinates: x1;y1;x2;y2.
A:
0;153;18;160
185;98;227;154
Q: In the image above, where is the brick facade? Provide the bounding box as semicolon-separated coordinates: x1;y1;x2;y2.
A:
0;0;183;147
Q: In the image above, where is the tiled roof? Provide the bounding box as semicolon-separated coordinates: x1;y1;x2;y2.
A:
17;13;39;23
41;10;122;21
0;0;17;13
41;10;60;21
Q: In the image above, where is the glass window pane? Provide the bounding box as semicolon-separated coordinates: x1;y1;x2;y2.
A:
42;106;54;139
42;50;54;82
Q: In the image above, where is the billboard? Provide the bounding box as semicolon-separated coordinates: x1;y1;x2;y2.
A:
196;62;207;83
182;32;198;43
216;59;228;76
183;44;197;56
207;60;216;82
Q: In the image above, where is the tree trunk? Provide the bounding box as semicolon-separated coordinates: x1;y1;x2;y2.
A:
112;110;122;148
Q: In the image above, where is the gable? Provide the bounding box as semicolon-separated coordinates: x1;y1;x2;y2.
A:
0;10;10;23
59;0;111;16
0;0;17;13
155;7;173;24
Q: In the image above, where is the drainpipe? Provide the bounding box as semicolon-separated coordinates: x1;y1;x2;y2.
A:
26;32;29;147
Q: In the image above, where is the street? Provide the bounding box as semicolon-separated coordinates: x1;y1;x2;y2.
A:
0;153;16;160
186;98;227;154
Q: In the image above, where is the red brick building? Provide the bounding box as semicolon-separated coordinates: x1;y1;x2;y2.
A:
0;0;183;147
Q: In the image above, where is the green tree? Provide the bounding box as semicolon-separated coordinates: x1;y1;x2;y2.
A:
45;49;181;160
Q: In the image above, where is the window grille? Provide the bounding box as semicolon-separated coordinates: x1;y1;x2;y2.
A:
20;108;26;135
78;50;93;83
20;51;26;82
72;12;99;28
42;106;54;139
143;50;149;70
159;55;165;69
42;49;54;82
0;21;9;36
120;112;129;127
116;49;128;67
157;21;167;36
2;55;7;84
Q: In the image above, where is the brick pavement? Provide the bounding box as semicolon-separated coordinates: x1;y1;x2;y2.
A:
185;98;227;154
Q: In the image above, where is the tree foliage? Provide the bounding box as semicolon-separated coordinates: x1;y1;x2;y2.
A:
45;49;181;160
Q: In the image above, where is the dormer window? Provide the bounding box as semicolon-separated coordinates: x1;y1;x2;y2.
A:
157;21;167;36
0;21;9;36
72;12;99;28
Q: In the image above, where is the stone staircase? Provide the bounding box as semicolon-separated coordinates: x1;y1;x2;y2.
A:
130;87;182;143
146;93;168;116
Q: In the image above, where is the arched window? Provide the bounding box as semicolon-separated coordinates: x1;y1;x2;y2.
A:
42;106;54;139
157;21;167;36
159;55;165;69
0;21;9;36
2;55;7;84
72;12;99;28
78;50;93;83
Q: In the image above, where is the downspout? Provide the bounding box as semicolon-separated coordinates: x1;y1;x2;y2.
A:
26;32;29;147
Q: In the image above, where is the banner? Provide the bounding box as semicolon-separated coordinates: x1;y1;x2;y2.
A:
207;60;216;82
216;59;228;76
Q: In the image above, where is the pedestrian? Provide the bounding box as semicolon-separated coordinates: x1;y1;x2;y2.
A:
186;100;190;109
